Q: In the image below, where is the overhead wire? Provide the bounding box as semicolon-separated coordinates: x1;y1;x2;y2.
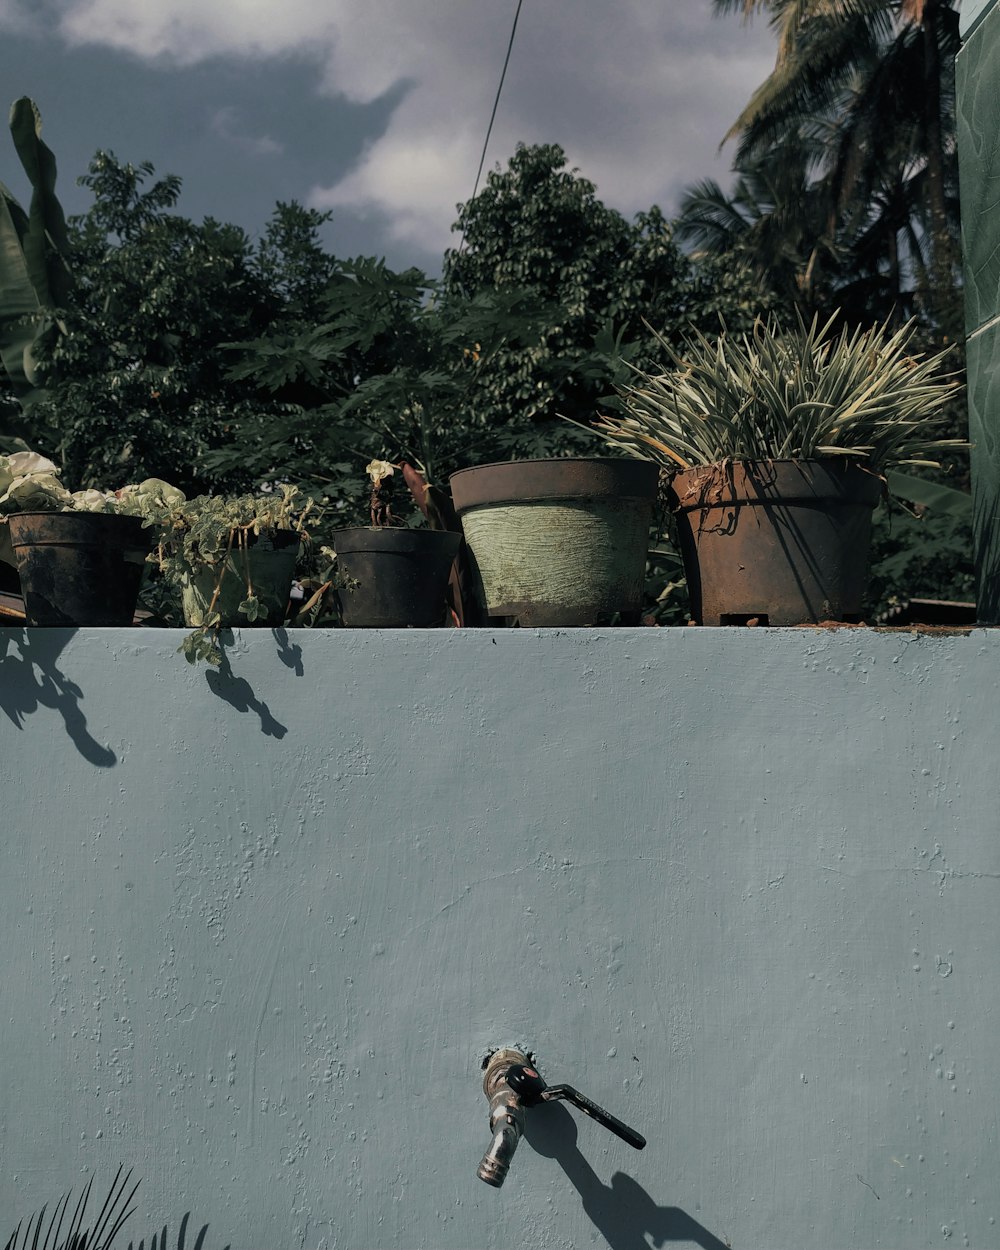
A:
454;0;524;262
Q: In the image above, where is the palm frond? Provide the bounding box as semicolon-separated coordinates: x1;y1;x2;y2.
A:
5;1174;228;1250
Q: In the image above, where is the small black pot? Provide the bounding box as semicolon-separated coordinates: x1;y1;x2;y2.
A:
333;528;462;627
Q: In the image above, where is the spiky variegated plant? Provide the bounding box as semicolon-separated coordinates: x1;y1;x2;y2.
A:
592;313;964;474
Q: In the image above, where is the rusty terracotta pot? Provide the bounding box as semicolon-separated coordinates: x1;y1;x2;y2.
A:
669;459;883;626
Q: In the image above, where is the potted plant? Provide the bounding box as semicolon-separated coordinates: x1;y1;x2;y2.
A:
0;450;155;626
590;314;963;626
129;483;318;661
330;460;461;627
448;456;659;626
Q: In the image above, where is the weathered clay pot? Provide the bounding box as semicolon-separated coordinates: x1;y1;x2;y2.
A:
8;511;150;626
449;458;658;627
669;459;882;626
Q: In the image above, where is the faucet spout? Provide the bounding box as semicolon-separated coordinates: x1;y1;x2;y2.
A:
477;1115;522;1187
477;1048;529;1188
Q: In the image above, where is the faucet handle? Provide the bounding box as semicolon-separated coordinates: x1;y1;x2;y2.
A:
543;1083;646;1150
506;1063;646;1150
505;1062;548;1106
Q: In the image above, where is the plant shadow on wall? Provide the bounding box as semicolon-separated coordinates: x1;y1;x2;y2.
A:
272;626;304;676
4;1166;229;1250
0;629;116;767
524;1102;732;1250
200;632;290;740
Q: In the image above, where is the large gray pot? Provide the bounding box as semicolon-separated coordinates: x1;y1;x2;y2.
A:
450;458;659;626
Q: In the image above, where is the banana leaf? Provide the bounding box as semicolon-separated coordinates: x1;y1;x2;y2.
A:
9;97;71;307
886;470;972;518
0;98;72;406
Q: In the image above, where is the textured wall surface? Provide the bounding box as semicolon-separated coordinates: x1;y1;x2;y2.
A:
962;0;996;40
1;626;998;1250
959;0;1000;620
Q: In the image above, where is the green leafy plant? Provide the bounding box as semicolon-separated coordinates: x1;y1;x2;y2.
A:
0;451;182;517
590;312;964;473
134;484;318;664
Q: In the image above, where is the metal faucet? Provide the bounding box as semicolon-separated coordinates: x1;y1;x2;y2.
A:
477;1048;530;1187
477;1047;646;1187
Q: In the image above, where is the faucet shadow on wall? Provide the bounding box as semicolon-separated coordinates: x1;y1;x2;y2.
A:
523;1102;732;1250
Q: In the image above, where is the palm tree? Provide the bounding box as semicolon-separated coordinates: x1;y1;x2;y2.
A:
676;135;835;313
712;0;961;333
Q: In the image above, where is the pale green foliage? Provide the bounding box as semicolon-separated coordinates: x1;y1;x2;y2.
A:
0;455;180;520
179;617;224;666
596;312;964;472
135;484;317;665
136;483;311;571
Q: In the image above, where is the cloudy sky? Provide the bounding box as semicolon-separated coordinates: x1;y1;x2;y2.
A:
0;0;777;271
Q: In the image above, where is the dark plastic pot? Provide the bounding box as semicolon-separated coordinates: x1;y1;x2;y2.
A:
449;458;659;626
8;511;151;627
182;529;300;627
669;459;883;626
333;528;462;627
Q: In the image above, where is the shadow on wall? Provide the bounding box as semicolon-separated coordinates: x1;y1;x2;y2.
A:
0;628;116;767
0;626;303;757
524;1102;732;1250
974;488;1000;622
202;631;293;740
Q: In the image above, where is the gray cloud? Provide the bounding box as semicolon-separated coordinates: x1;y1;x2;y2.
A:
209;106;284;157
4;0;777;257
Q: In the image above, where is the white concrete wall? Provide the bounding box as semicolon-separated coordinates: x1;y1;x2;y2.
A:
1;626;998;1249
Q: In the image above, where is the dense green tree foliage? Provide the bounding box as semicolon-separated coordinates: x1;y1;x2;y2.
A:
208;144;769;500
0;104;971;617
442;144;770;453
22;153;276;493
